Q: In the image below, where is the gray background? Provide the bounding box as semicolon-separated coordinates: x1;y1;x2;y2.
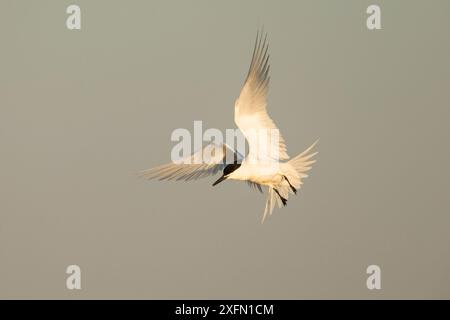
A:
1;0;449;299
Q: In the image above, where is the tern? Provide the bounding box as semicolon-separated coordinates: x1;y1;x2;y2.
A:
142;30;318;222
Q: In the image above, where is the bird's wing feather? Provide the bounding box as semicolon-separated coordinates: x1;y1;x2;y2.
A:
234;30;289;162
140;143;242;182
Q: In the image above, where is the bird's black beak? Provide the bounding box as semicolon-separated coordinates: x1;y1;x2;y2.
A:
212;175;227;186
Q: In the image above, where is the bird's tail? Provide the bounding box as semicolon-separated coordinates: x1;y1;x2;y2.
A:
287;139;319;189
261;139;318;224
262;187;282;223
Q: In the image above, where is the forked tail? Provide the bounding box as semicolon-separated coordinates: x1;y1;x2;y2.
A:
261;139;319;223
287;139;318;188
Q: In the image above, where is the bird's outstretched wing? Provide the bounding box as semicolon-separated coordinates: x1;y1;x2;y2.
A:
140;143;243;181
234;30;289;162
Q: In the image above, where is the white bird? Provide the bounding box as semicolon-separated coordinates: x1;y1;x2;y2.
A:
141;30;318;223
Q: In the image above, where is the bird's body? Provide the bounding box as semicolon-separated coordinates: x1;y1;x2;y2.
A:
142;30;318;222
225;141;317;221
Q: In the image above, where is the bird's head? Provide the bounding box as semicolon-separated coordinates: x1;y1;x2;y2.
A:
212;163;241;186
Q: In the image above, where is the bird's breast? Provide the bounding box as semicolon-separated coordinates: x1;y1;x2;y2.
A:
232;163;283;186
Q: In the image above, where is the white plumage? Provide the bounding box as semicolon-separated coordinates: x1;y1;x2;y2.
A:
142;30;318;223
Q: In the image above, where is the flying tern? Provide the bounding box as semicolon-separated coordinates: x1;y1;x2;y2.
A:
142;31;318;222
